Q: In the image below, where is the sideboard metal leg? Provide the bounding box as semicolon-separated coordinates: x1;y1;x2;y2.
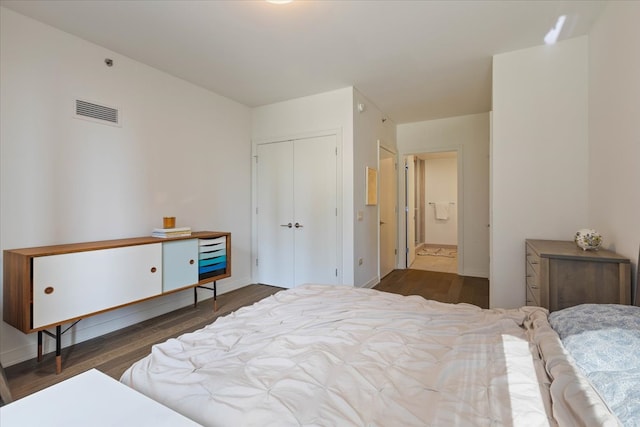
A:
37;331;43;362
55;325;62;375
40;321;80;374
195;281;218;311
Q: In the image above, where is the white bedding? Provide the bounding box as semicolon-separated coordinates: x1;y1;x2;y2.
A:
121;285;618;426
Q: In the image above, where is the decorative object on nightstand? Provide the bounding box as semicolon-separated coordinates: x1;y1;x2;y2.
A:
525;239;630;311
574;228;602;251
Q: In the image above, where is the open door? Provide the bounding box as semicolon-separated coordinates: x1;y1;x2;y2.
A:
379;146;397;278
405;155;416;267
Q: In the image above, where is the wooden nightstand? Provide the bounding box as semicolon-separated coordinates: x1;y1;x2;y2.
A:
525;239;631;311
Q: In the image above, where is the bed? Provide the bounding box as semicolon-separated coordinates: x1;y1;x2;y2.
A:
121;285;636;426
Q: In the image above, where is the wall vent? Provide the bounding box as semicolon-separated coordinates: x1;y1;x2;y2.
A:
74;99;120;126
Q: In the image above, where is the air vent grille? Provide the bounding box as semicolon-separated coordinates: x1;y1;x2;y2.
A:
75;99;120;126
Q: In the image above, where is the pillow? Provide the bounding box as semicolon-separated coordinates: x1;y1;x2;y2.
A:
549;304;640;426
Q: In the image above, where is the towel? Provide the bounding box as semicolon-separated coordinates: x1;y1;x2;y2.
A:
435;202;449;220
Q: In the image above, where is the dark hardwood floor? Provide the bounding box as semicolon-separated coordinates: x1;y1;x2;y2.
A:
3;269;488;402
3;284;283;402
374;269;489;308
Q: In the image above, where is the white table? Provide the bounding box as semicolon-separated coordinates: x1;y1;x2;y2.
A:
0;369;201;426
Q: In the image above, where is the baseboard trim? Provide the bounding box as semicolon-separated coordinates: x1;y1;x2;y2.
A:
461;269;489;279
358;277;380;289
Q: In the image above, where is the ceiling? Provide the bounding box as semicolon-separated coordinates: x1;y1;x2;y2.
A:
0;0;605;124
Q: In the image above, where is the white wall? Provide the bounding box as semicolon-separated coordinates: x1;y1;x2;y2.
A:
397;113;490;278
352;89;397;288
491;37;589;308
424;157;458;246
251;87;397;289
0;8;252;366
251;87;355;285
588;1;640;302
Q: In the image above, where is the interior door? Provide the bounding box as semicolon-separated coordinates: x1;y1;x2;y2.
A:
257;141;295;288
379;147;396;278
406;155;416;267
293;135;338;285
256;135;337;288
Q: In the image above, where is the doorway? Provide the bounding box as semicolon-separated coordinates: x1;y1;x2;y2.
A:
405;151;458;273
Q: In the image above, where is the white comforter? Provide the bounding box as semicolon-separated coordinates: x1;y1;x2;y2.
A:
121;285;618;427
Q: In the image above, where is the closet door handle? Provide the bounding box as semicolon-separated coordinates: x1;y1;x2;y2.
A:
295;223;303;228
280;223;292;228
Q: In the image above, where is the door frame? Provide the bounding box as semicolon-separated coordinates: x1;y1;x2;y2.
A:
251;129;343;285
399;145;464;274
405;155;417;267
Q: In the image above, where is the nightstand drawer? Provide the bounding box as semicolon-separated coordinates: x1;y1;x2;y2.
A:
526;283;539;306
526;247;541;275
525;241;546;309
526;261;539;284
526;275;541;302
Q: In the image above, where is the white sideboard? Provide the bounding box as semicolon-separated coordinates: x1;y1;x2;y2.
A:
3;231;230;373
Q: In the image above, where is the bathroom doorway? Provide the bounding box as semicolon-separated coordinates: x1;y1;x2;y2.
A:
405;151;458;273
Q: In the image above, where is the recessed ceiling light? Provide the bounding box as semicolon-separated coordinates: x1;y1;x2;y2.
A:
266;0;293;4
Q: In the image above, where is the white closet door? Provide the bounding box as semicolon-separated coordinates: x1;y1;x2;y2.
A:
256;135;337;288
293;135;337;286
257;141;295;288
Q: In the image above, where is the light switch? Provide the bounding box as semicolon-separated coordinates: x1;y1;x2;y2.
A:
357;211;363;221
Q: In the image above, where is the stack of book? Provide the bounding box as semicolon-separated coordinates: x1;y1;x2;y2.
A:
151;227;192;238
